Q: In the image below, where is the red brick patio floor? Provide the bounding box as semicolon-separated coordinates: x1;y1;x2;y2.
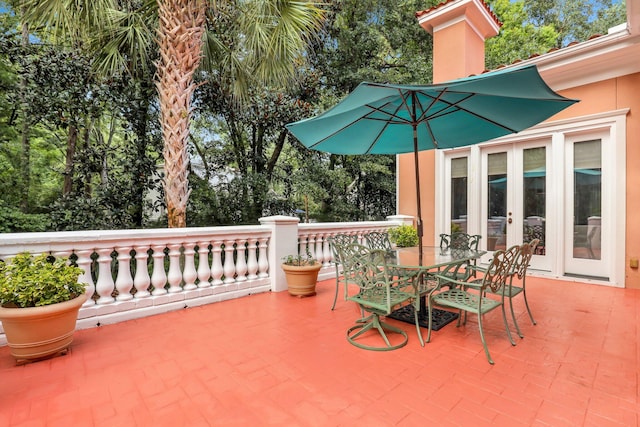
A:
1;276;638;426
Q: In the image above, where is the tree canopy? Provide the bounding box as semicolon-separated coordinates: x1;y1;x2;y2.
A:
0;0;628;231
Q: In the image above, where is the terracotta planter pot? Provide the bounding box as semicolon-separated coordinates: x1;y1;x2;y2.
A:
0;294;87;364
281;263;322;297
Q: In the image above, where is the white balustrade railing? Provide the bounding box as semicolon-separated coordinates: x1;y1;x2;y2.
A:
0;215;414;345
298;222;395;267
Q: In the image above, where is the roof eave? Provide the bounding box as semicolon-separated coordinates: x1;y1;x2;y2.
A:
494;24;640;91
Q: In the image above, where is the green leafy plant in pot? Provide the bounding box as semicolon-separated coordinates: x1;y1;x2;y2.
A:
0;252;88;364
281;252;321;297
388;225;419;248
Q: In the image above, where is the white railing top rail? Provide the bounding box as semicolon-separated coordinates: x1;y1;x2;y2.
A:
0;225;270;257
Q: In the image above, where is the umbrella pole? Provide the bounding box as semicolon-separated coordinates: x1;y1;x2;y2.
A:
413;126;424;264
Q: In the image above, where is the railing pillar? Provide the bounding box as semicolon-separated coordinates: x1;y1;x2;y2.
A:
258;215;300;292
387;214;415;226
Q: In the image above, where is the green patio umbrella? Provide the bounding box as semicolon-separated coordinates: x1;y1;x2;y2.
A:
286;65;578;257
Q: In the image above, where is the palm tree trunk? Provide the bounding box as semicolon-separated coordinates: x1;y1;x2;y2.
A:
156;0;206;228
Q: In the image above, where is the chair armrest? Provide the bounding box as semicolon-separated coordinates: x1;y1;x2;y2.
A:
430;273;470;291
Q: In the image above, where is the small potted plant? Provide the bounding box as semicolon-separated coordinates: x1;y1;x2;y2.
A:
388;224;419;248
0;252;88;364
281;252;321;297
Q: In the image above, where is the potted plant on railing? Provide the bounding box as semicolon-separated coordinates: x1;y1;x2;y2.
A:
388;224;419;248
281;252;321;297
0;252;87;365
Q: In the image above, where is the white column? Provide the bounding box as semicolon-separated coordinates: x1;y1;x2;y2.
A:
115;247;134;301
167;244;183;293
235;239;248;282
258;215;300;292
151;245;167;296
322;235;332;267
182;242;198;290
197;241;212;288
76;249;95;307
95;248;115;304
223;240;236;284
257;237;269;278
246;238;259;280
133;246;151;298
211;241;224;285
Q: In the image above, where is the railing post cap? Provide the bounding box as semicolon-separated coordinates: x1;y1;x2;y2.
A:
258;215;300;226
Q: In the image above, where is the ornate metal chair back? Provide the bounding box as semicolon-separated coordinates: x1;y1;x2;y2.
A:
364;231;392;251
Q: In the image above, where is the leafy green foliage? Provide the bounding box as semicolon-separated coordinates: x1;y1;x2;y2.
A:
281;252;318;266
0;253;86;308
0;0;629;230
0;202;50;232
388;225;418;247
523;0;626;47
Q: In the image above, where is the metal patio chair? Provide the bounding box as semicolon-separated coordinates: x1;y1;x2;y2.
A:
428;247;517;364
466;240;539;338
438;232;483;281
502;239;539;337
344;244;424;351
439;232;482;251
364;231;393;251
327;233;359;310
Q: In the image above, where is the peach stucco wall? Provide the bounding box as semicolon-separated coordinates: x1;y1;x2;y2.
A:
398;151;436;244
432;21;486;82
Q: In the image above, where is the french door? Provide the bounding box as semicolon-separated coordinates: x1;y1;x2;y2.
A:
480;140;552;271
440;110;625;285
563;132;607;279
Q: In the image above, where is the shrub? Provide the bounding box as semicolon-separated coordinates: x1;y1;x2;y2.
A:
388;225;419;247
0;253;86;308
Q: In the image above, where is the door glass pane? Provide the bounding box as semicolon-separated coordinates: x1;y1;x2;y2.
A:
523;147;546;254
451;157;467;233
487;153;507;251
573;140;602;259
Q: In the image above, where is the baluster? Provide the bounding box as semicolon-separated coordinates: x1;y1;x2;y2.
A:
322;235;332;267
307;234;317;260
167;244;183;293
235;239;247;282
75;249;95;306
315;234;325;264
197;241;212;288
95;248;115;304
133;246;151;298
257;238;269;278
151;245;168;296
298;234;307;256
246;238;258;280
210;241;224;285
115;246;134;301
223;240;236;284
182;242;198;290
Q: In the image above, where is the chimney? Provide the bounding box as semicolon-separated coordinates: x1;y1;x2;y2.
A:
416;0;501;82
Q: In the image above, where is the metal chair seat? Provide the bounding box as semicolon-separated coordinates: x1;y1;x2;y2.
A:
431;288;502;315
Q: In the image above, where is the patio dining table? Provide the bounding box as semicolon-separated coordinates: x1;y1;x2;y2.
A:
384;245;486;329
